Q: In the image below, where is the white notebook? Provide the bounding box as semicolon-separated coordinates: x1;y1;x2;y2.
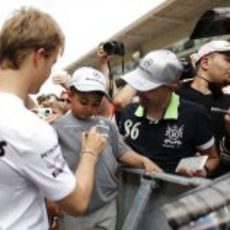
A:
175;155;208;172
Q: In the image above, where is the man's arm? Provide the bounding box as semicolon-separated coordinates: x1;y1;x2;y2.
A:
199;145;220;176
56;126;106;216
219;111;230;165
97;44;136;111
112;85;137;112
178;107;220;177
97;44;111;91
119;150;163;172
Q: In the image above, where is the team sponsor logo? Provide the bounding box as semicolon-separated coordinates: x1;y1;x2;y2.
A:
163;125;184;148
41;144;66;178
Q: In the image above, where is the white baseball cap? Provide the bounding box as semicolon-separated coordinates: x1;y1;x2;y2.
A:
194;40;230;63
70;67;109;98
121;49;182;92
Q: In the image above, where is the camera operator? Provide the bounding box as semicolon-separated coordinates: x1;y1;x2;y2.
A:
178;40;230;176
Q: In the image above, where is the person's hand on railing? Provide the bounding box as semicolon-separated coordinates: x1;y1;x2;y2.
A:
141;156;163;173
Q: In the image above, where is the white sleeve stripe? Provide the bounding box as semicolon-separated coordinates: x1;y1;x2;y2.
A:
196;137;215;150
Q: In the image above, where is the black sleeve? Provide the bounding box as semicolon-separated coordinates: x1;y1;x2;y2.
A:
193;106;214;149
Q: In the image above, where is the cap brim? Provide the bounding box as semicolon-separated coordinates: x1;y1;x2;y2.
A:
196;47;230;63
121;68;162;92
70;83;111;101
219;49;230;54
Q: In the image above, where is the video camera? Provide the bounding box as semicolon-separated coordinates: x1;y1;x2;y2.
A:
102;40;125;56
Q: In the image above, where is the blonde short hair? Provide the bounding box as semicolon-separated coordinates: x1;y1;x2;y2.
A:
0;7;65;69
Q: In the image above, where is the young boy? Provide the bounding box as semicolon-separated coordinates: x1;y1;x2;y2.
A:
52;66;162;230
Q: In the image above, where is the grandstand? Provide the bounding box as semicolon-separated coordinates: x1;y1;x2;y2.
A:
64;0;230;77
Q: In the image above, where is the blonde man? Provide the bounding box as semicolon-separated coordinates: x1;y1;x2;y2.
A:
0;7;106;229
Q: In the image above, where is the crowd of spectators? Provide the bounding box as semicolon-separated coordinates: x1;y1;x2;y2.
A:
1;5;230;230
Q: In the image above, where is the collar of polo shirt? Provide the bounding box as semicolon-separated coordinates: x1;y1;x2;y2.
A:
134;93;179;120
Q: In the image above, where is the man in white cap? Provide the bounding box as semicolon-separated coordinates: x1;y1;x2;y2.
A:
179;40;230;175
52;66;162;230
117;49;219;177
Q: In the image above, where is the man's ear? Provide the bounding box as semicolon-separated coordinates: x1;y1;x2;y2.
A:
200;56;209;71
33;48;46;63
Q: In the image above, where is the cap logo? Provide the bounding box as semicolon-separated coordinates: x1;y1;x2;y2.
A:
85;71;105;87
139;58;154;76
92;71;101;79
143;58;153;67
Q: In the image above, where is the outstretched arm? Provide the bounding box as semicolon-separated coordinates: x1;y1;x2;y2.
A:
119;150;163;173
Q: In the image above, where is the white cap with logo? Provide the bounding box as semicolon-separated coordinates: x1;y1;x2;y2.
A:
121;49;182;92
193;40;230;63
70;67;109;98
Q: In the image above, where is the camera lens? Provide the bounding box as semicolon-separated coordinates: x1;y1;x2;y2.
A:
103;42;114;55
102;41;125;56
44;109;52;116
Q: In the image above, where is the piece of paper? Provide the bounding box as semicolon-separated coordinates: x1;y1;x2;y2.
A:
175;155;208;172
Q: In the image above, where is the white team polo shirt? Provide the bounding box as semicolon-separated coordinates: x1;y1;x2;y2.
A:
0;93;76;230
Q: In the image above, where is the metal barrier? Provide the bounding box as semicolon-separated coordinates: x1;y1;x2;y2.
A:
117;167;211;230
162;172;230;230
